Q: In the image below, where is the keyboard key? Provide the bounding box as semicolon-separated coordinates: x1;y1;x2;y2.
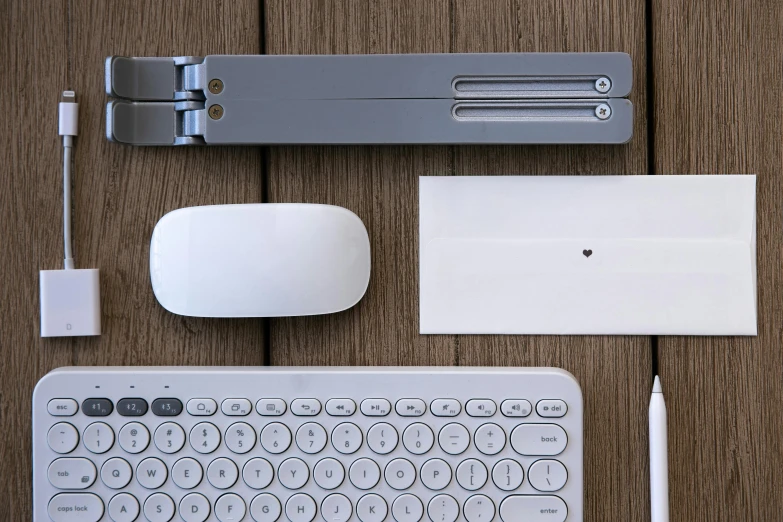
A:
225;422;256;453
108;493;139;522
82;398;113;417
367;422;398;454
207;457;238;489
357;494;387;522
332;422;363;454
456;459;487;491
172;457;203;489
260;422;292;454
536;399;567;418
420;458;451;491
292;398;322;416
243;458;274;489
250;493;281;522
117;398;148;417
48;457;96;489
136;457;167;489
360;398;391;416
279;457;310;489
221;398;252;416
528;459;568;492
349;458;381;490
48;422;79;454
438;423;470;455
179;493;210;522
385;458;416;490
463;495;494;522
100;457;132;489
285;493;317;522
395;398;426;417
431;399;461;417
321;493;352;522
498;495;568;522
465;399;496;417
314;458;344;490
154;422;186;453
256;398;287;416
391;494;423;522
216;493;246;522
187;398;217;416
48;398;78;416
492;459;524;491
296;422;328;454
501;399;532;417
143;493;175;522
83;422;114;454
402;423;434;454
48;493;104;522
510;424;567;456
118;422;150;454
428;495;459;522
326;398;356;416
151;398;183;416
190;422;221;454
473;423;505;455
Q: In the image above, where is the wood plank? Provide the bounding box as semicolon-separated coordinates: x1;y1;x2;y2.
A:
264;0;456;366
0;2;69;518
652;1;783;519
451;1;651;520
0;2;263;519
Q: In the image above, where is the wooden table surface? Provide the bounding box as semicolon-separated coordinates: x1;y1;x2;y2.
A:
1;1;781;520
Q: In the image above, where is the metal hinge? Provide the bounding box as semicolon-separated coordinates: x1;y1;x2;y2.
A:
106;56;208;145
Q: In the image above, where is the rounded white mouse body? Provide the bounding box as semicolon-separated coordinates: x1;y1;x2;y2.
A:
150;204;371;317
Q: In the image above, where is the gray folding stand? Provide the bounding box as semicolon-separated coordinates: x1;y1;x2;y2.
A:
106;53;633;146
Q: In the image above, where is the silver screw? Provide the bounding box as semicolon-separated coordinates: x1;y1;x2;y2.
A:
208;104;224;120
595;104;611;120
595;77;611;93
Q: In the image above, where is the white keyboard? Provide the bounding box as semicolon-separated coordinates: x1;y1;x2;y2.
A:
33;367;583;522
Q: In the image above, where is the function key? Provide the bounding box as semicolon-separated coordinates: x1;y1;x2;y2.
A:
82;398;113;417
187;398;217;416
536;399;567;418
151;398;183;416
326;398;357;416
291;398;321;416
48;398;78;416
431;399;461;417
257;398;287;416
501;399;532;417
361;398;391;416
117;398;148;417
465;399;496;418
222;398;252;416
396;398;426;417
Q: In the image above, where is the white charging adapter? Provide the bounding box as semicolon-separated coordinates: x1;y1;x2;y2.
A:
40;91;101;337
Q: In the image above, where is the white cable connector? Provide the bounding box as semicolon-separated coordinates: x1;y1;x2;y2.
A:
40;91;101;337
59;91;78;270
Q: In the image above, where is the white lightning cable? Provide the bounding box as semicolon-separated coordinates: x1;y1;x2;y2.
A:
59;91;78;269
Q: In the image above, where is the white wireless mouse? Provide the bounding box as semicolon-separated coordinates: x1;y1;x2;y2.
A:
150;204;371;317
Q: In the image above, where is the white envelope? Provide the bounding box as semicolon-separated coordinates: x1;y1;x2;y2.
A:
420;175;757;335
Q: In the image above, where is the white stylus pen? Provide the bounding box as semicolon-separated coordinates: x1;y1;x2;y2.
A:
650;375;669;522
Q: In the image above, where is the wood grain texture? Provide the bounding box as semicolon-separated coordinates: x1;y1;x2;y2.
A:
266;1;650;520
452;1;650;520
264;0;457;367
653;1;783;520
0;2;263;519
